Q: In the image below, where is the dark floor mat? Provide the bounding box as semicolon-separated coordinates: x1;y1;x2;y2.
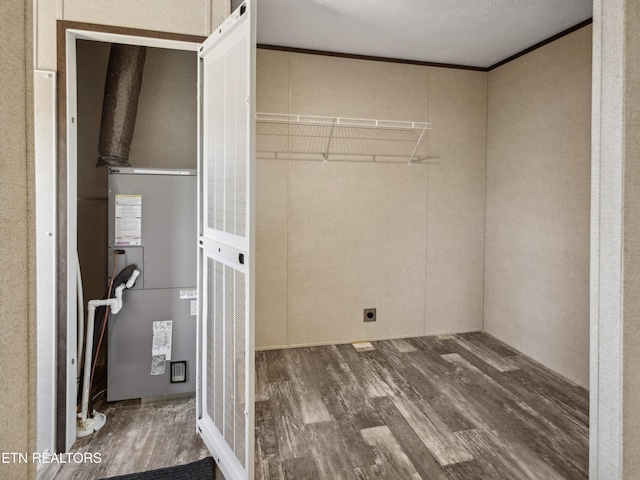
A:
99;457;215;480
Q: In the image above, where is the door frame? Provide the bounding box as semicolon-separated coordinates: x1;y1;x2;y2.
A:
54;20;204;452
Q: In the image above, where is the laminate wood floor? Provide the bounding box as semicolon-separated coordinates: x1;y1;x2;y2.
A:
38;397;211;480
40;332;588;480
256;332;589;480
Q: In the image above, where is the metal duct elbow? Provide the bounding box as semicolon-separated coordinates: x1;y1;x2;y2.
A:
96;44;147;167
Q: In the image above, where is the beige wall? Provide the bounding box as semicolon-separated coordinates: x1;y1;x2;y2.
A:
0;0;36;479
426;68;488;335
484;26;592;387
255;50;487;349
34;0;229;70
76;40;198;308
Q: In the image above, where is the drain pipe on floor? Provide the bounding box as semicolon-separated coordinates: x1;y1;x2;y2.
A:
77;269;140;438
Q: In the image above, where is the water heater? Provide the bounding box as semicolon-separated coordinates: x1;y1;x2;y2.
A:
107;167;197;401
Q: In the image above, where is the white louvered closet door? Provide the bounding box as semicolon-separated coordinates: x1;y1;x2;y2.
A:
197;2;255;480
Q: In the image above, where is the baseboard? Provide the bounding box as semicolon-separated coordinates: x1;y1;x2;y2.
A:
255;328;482;352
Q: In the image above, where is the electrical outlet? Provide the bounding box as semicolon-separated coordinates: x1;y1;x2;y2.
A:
364;308;376;322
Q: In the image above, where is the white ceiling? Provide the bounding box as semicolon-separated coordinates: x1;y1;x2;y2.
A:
246;0;592;68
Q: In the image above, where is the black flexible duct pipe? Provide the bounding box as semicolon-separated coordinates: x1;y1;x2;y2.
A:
97;44;146;167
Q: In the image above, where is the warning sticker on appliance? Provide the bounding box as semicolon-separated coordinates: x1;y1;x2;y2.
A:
115;194;142;246
152;320;172;363
151;354;166;375
180;289;197;299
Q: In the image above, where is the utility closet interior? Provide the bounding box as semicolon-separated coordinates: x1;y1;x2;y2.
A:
76;41;199;412
71;17;591;478
77;40;197;309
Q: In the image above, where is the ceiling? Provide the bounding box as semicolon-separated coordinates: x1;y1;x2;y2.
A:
241;0;592;68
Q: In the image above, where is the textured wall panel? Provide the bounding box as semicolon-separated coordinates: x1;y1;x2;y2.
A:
485;26;592;387
0;0;34;478
287;161;428;345
63;0;210;37
255;159;289;348
425;67;487;335
255;50;487;348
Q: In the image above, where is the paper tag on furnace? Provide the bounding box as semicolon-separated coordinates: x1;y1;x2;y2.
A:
152;320;172;362
151;354;166;375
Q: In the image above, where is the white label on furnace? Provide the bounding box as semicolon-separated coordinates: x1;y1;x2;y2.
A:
152;320;172;362
180;289;197;299
190;300;197;316
115;194;142;246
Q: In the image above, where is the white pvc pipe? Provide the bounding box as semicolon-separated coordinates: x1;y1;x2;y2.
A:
112;286;124;315
80;298;116;422
78;269;140;424
79;304;96;423
126;269;140;289
110;271;140;315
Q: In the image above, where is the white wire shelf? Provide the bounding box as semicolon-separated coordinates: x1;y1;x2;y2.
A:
256;113;432;164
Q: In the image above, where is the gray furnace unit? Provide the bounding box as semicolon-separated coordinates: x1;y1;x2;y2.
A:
107;167;197;401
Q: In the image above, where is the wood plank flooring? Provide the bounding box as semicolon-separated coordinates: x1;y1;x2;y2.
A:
40;332;588;480
39;397;211;480
256;332;588;480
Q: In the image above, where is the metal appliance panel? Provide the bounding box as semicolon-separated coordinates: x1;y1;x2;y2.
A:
107;288;196;401
107;168;197;401
108;168;197;290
